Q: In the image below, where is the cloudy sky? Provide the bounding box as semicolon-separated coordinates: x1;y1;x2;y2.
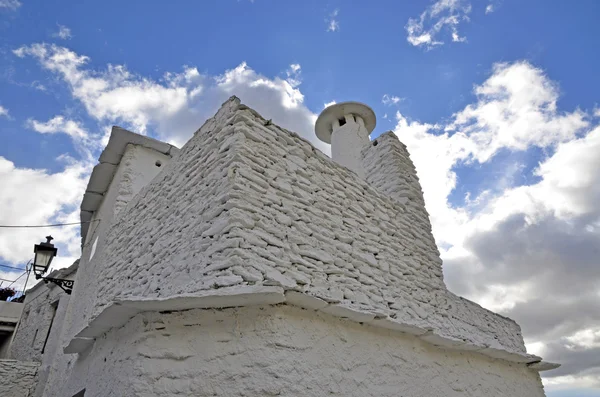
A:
1;0;599;395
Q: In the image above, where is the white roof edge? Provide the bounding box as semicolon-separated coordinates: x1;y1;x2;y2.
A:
80;126;179;244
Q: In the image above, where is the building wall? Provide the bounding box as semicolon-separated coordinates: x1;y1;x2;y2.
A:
50;305;545;397
0;359;39;397
10;283;63;363
68;144;173;340
64;97;528;355
31;293;71;397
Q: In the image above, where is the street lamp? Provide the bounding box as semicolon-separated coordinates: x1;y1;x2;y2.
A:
33;236;57;275
32;236;74;295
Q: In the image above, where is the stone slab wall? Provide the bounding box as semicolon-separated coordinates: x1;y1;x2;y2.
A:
66;98;242;339
362;131;442;276
0;359;39;397
54;305;545;397
219;103;527;353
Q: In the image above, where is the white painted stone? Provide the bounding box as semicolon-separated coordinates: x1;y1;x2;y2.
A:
63;338;94;354
118;286;286;311
320;303;376;323
528;361;561;372
419;331;466;349
285;291;329;310
368;317;428;336
0;359;39;396
74;303;141;339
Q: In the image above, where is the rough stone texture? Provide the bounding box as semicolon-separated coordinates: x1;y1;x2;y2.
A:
53;305;546;397
66;99;242;340
362;131;440;272
10;263;77;363
0;359;39;397
65;97;529;357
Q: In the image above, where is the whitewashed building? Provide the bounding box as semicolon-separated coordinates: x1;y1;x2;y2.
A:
4;97;558;396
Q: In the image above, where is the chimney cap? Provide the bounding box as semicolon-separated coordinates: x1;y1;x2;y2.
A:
315;101;376;144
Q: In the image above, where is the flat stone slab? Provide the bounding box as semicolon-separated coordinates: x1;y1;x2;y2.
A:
528;361;561;371
64;337;95;354
119;286;286;311
285;291;328;310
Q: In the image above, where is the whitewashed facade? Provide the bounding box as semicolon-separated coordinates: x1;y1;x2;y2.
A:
6;97;557;396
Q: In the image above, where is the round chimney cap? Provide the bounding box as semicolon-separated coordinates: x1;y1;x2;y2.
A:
315;101;376;144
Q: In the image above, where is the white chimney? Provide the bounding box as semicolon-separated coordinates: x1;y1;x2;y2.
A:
315;102;376;179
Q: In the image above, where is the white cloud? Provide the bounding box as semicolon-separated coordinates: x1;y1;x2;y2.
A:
14;44;327;153
27;116;87;139
382;94;403;106
485;4;494;14
326;9;339;32
323;100;336;109
406;0;472;49
26;115;101;161
0;105;9;118
0;114;97;281
53;24;73;40
0;157;90;269
395;61;589;251
0;0;21;10
285;63;302;87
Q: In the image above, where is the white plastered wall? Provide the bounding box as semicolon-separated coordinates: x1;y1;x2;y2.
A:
49;305;546;397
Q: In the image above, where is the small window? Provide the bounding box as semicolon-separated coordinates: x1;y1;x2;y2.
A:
155;160;162;167
338;117;346;126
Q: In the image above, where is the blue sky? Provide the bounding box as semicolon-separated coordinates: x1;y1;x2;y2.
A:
1;0;600;395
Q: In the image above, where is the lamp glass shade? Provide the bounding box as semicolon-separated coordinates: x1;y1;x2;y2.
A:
33;244;56;274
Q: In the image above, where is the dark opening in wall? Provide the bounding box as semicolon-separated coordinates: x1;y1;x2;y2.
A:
155;160;162;167
72;389;86;397
338;117;346;126
31;329;38;347
41;300;59;354
372;140;378;146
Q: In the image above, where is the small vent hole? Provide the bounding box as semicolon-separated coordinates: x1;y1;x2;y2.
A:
338;117;346;126
372;140;378;147
155;160;162;167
